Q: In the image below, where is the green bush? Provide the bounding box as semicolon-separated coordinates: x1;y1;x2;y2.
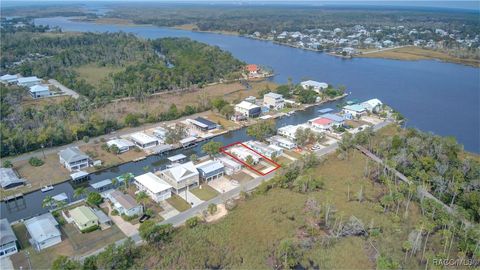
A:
2;160;13;168
28;157;44;167
87;192;103;206
111;209;119;216
207;203;217;215
186;216;200;228
81;225;99;233
121;214;138;221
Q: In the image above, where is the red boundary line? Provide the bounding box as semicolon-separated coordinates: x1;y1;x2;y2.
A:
220;141;281;176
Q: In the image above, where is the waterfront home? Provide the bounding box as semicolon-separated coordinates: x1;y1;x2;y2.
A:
24;213;61;251
229;146;260;164
342;104;367;118
90;179;113;192
321;113;345;126
245;96;257;104
69;206;99;232
106;138;135;153
130;132;158;149
0;74;18;84
268;135;297;149
167;154;187;165
215;156;242;175
179;136;197;148
157;161;200;193
245;141;283;158
0;219;18;258
308;117;335;131
361;98;383;113
195;160;225;182
153;127;168;142
29;84;51;99
245;64;260;77
17;76;41;87
187;117;218;131
106;190;143;217
70;170;89;184
300;80;328;93
0;168;26;189
277;124;312;141
52;193;69;205
263;92;285;110
58;147;90;172
235;101;262;118
134;172;172;203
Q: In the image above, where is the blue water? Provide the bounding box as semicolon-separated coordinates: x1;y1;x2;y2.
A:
1;16;478;223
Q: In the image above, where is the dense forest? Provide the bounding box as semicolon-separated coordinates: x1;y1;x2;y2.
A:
0;27;244;157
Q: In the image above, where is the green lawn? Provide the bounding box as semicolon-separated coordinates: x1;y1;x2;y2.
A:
73;64;126;87
12;223;30;249
190;184;220;201
167;195;192;212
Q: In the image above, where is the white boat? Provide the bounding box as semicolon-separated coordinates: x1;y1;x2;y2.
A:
41;185;54;192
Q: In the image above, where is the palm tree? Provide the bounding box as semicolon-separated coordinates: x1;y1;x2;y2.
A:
73;187;88;199
42;196;54;210
111;178;118;188
122;173;133;190
136;191;149;212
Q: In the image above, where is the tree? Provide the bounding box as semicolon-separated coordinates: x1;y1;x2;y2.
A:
87;192;103;206
2;160;13;168
121;173;133;189
275;239;299;268
139;221;174;245
190;154;198;162
136;191;149;211
208;203;217;215
220;104;234;119
293;175;324;193
202;141;223;157
73;187;88;199
42;195;55;210
52;256;81;270
109;144;120;155
124;113;140;127
211;97;228;112
245;155;255;165
165;124;188;144
29;157;44;167
246;119;276;141
186;216;200;228
338;132;354;159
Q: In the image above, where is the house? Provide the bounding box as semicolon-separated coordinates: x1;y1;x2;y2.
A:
229;146;260;164
24;213;61;251
309;117;334;131
361;98;383;113
268;135;297;149
134;172;172;203
90;179;113;192
29;84;51;99
0;74;18;84
157;161;200;193
58;147;90;172
187;117;218;131
153;127;168;141
70;170;89;184
215;156;242;175
263;92;285;110
0;219;18;258
17;76;41;87
69;206;99;231
300;80;328;93
107;190;143;217
342;104;367;118
245;96;256;104
195;160;225;182
245;64;260;77
130;132;158;149
106;138;135;153
321;113;345;126
179;136;197;148
235;101;261;118
0;168;26;189
245;141;283;158
277;124;311;141
167;154;187;165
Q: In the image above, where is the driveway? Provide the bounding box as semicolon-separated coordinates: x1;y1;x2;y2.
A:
159;201;180;220
240;168;260;178
0;256;14;270
102;202;139;237
48;79;80;99
208;176;239;193
178;190;203;207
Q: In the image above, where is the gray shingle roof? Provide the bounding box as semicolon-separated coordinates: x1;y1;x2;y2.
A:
59;147;89;163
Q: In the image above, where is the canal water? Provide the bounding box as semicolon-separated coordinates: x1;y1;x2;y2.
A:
1;16;478;222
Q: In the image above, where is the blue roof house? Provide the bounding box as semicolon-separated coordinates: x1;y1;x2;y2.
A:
195;160;225;182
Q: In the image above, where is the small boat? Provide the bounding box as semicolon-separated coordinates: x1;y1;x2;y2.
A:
41;185;54;192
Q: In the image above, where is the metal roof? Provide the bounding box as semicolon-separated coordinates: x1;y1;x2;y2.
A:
321;113;344;122
69;206;98;226
0;219;17;246
194;117;217;128
168;154;187;162
134;172;171;193
195;160;225;174
24;213;60;244
59;147;89;163
0;168;25;189
318;108;334;113
90;179;112;189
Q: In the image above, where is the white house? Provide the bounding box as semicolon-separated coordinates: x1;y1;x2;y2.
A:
245;141;283;158
106;138;135;153
58;147;90;172
228;146;260;164
17;76;42;87
29;84;51;99
0;219;18;258
234;101;262;118
215;156;242;175
130;132;158;149
153;127;168;142
277;124;311;141
268;135;297;149
300;80;328;93
361;98;383;113
342;104;367;118
24;213;61;251
263;92;285;110
134;172;172;203
0;74;18;84
107;190;143;217
157;161;200;193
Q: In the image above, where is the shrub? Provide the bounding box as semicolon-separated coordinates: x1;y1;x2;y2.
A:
121;214;138;221
81;225;99;233
111;209;119;216
186;216;200;228
207;203;217;215
87;192;103;206
83;136;90;143
28;157;44;167
2;160;13;168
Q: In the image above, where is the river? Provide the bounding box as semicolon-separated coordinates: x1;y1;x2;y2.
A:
0;16;478;223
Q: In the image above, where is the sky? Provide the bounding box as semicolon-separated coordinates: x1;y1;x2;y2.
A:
2;0;479;10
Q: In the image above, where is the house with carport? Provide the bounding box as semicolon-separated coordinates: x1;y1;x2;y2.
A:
24;213;62;251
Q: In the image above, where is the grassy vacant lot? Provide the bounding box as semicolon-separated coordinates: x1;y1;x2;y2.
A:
359;46;480;67
190;184;219;201
204;113;240;130
136;149;425;269
73;64;126;87
167;194;192;212
62;223;125;254
79;143;145;168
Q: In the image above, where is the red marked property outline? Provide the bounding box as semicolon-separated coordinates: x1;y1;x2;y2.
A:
220;141;281;176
